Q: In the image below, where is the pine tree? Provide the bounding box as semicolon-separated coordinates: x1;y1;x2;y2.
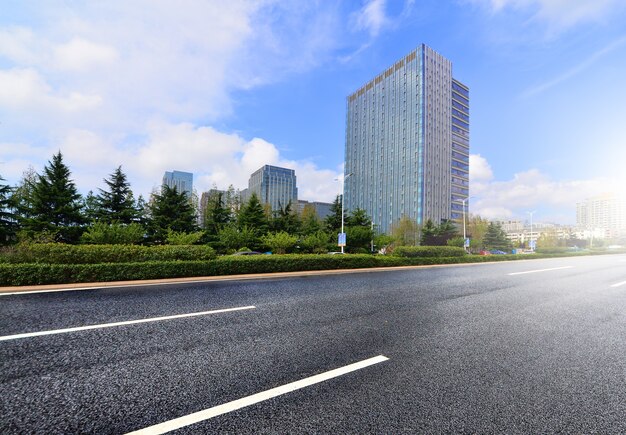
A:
23;152;85;243
94;166;138;224
270;201;300;234
0;175;17;244
324;195;343;233
147;185;197;243
420;219;437;245
238;193;268;235
482;222;511;251
204;191;230;236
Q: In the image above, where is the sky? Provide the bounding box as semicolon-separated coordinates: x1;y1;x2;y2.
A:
1;0;625;225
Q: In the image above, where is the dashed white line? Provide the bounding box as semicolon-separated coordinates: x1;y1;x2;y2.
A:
610;280;626;288
125;354;389;435
0;306;255;341
508;266;574;276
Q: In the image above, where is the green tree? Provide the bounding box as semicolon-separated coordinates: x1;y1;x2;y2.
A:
147;185;197;243
0;175;17;244
324;195;343;233
166;229;204;245
22;152;85;243
218;224;257;252
345;208;373;253
94;166;139;224
203;191;231;235
300;230;330;254
391;216;419;246
81;222;144;244
420;219;437;246
467;214;489;249
262;231;298;254
270;201;300;234
482;222;511;251
300;204;321;235
238;193;268;235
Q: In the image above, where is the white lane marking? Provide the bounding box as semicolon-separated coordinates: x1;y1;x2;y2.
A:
125;355;390;435
508;266;574;276
610;280;626;288
0;306;255;341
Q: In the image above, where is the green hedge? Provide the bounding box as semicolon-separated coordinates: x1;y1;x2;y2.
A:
0;243;216;264
0;250;622;287
392;246;466;258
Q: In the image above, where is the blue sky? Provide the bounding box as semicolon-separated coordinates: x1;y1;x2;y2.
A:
1;0;625;224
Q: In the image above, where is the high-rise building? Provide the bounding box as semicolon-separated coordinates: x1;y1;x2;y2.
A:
242;165;298;211
344;44;469;233
162;170;193;198
297;200;334;220
576;194;626;239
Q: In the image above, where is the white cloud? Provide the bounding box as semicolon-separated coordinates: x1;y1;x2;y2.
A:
471;0;624;30
352;0;389;37
53;38;119;72
43;121;342;203
469;154;617;221
0;68;101;111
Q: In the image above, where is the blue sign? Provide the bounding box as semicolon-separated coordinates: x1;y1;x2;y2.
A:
464;238;470;248
529;240;536;249
338;232;346;247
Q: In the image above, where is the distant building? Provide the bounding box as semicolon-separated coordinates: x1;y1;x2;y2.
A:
199;189;226;227
344;43;469;233
162;170;193;198
576;194;626;239
242;165;298;212
297;200;334;220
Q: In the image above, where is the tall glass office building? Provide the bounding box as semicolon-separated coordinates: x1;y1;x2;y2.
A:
162;170;193;198
242;165;298;212
344;44;469;233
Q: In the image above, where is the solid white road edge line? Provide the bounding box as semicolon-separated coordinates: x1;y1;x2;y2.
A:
125;355;390;435
610;280;626;288
508;266;574;276
0;306;256;341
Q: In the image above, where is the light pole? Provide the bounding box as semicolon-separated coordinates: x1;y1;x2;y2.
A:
462;196;473;251
527;210;536;251
340;173;353;254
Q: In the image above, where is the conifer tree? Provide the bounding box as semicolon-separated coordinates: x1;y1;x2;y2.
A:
204;191;230;235
147;185;197;243
0;175;17;244
238;193;268;235
23;152;85;243
324;195;343;232
482;222;511;251
94;166;138;224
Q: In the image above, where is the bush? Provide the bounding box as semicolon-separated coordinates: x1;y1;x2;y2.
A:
392;246;466;258
0;243;216;264
535;247;568;254
166;229;205;245
81;222;145;245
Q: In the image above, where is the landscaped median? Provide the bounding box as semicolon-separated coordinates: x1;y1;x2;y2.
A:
0;243;622;286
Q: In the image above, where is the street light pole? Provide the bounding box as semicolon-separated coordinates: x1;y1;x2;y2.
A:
462;196;472;251
527;210;536;251
340;173;353;254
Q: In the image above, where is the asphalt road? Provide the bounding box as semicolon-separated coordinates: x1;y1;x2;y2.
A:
1;255;626;434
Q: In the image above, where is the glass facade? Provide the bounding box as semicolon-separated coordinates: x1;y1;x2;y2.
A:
162;170;193;198
245;165;298;212
345;44;469;233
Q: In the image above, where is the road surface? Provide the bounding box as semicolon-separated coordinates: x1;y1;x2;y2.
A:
1;255;626;433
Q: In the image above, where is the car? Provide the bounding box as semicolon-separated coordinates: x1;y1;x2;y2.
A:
327;251;345;255
490;250;507;255
478;250;491;255
231;251;262;256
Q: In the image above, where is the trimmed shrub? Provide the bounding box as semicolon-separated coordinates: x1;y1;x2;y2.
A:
392;246;466;258
0;243;216;264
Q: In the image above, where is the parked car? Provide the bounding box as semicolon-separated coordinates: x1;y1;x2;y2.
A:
232;251;262;256
478;250;491;255
490;250;507;255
